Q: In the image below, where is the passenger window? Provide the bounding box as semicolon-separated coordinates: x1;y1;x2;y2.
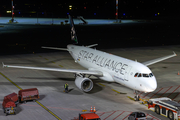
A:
134;73;138;77
138;73;142;77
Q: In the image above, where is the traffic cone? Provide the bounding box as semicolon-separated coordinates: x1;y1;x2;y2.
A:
178;71;179;75
90;106;93;112
93;106;96;112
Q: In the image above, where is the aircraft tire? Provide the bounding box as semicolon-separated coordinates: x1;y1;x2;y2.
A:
168;110;174;120
155;105;160;114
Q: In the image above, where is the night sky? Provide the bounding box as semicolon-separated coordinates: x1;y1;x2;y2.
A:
0;0;180;19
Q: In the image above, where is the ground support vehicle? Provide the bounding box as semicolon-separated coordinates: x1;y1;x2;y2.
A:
74;107;100;120
4;92;19;106
2;98;16;116
148;97;180;120
128;112;147;120
18;88;39;103
78;112;101;120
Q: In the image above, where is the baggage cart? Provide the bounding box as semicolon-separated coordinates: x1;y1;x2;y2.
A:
18;88;39;103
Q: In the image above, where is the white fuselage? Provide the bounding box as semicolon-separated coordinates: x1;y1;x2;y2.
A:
67;44;157;93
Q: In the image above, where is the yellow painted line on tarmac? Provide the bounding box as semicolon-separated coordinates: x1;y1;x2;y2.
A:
98;83;105;87
52;61;56;64
112;89;121;94
127;96;135;101
0;72;22;90
0;72;62;120
45;58;48;60
39;55;42;57
112;89;127;94
59;65;63;67
36;100;62;120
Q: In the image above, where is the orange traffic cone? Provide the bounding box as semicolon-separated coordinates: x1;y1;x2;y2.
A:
93;106;96;112
178;71;179;75
90;106;93;112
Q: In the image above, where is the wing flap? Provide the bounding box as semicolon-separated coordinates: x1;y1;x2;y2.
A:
142;52;177;66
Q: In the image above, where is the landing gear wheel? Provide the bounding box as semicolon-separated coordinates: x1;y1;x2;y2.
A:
134;90;140;101
135;95;140;101
168;110;174;120
155;106;160;114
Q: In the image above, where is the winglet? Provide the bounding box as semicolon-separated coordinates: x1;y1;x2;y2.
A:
173;51;177;56
2;62;6;68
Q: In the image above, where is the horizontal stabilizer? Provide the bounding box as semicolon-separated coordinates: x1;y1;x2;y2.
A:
42;46;68;51
86;44;98;48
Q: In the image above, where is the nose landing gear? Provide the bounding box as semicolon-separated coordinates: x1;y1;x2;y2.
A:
134;90;140;101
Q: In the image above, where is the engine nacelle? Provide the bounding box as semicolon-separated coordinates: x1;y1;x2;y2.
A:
75;76;93;92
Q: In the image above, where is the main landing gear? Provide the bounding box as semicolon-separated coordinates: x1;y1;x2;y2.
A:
134;90;140;101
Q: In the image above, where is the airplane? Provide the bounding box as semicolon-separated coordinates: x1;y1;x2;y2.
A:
2;15;177;101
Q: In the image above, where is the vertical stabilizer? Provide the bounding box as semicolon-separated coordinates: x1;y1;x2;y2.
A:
69;15;78;44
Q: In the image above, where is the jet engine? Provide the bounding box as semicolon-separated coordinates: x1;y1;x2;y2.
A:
75;76;93;92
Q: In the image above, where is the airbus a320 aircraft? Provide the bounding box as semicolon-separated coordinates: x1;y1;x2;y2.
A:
3;15;177;101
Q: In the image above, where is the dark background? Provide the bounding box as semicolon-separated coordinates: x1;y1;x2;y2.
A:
0;0;180;55
0;0;180;19
0;20;179;55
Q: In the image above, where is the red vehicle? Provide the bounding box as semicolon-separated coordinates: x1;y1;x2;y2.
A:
2;98;16;116
79;112;101;120
18;88;39;103
4;92;18;106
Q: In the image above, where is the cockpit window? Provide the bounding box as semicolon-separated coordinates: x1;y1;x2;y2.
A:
149;73;154;77
135;73;154;78
143;74;149;77
138;73;142;77
134;73;138;77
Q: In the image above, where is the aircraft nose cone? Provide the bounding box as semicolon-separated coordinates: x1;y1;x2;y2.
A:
146;78;157;92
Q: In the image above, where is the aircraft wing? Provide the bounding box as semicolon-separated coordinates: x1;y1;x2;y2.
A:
2;63;103;77
142;52;177;66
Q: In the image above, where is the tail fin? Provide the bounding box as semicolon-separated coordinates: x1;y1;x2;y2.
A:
69;15;78;44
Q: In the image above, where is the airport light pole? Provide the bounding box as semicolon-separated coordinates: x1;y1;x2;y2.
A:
116;0;118;19
11;0;14;22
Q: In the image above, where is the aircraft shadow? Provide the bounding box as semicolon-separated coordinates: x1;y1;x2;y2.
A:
19;77;104;94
